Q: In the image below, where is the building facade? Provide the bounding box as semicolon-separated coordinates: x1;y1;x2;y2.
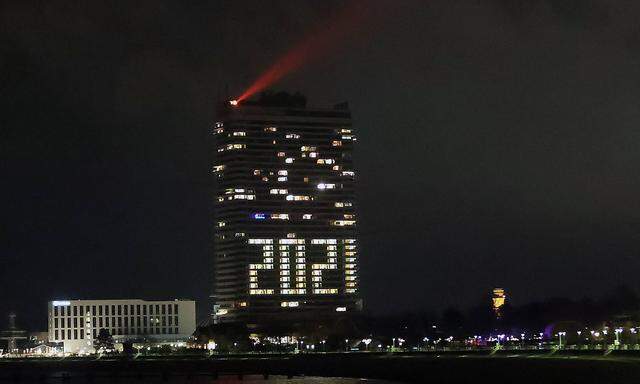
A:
48;299;196;353
212;93;361;328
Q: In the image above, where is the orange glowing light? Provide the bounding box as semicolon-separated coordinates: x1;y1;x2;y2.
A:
229;100;238;106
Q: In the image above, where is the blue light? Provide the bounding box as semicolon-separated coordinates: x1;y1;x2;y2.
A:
253;213;266;220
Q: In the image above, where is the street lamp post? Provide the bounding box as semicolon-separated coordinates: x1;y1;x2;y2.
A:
557;332;566;349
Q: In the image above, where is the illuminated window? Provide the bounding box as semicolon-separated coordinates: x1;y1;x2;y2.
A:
285;134;300;139
213;165;225;172
278;170;288;176
277;152;286;157
232;131;246;136
302;214;312;220
217;221;225;227
253;169;261;175
277;176;287;182
286;195;310;201
317;159;335;165
300;146;316;152
309;152;318;158
332;140;342;146
226;143;245;150
317;183;335;190
265;126;277;132
271;213;290;220
270;189;288;195
331;220;356;226
342;171;355;177
285;157;295;164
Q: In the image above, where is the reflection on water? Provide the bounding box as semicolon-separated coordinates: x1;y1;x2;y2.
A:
29;374;400;384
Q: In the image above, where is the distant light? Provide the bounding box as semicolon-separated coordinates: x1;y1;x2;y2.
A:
336;307;347;312
53;301;71;306
229;100;238;106
253;213;266;220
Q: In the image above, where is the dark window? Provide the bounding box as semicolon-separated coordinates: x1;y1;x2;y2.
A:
99;318;103;327
54;307;58;316
92;305;96;315
168;328;172;334
92;329;96;338
67;330;71;339
74;330;78;339
105;306;109;316
79;306;84;316
155;304;160;314
54;318;58;328
124;305;128;315
118;305;122;315
80;330;84;339
55;330;59;339
168;305;172;315
130;305;134;314
161;305;166;315
60;306;65;316
73;318;77;328
118;318;122;327
137;305;141;315
174;304;178;314
168;316;172;326
162;328;166;334
61;330;65;340
106;318;109;327
143;306;147;315
124;318;128;327
111;305;115;315
175;327;179;334
162;317;166;326
86;305;90;313
99;306;103;316
93;318;96;327
73;306;78;316
175;316;179;326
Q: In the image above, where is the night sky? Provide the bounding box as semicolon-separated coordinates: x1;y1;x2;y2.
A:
3;0;640;331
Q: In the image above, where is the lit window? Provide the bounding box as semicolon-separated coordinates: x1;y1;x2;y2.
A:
252;213;266;220
332;140;342;147
331;220;356;226
285;134;300;139
300;146;316;152
232;131;246;136
277;152;286;157
270;189;288;195
253;169;261;175
265;126;277;132
271;213;290;220
286;195;310;201
213;165;225;172
285;158;295;164
302;214;312;220
278;170;288;176
342;171;355;177
309;152;318;158
277;176;287;182
317;183;335;190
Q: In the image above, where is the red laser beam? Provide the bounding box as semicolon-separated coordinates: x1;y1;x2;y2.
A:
236;2;369;103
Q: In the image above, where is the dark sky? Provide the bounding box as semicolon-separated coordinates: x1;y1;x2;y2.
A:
3;0;640;330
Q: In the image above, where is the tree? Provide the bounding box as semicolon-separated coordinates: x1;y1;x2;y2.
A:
93;328;114;354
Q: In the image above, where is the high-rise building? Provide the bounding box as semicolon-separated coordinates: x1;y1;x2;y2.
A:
211;92;361;329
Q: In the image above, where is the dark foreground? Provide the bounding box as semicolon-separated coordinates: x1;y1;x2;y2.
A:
3;351;640;384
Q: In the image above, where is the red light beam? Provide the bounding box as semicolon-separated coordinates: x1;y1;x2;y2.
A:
236;2;369;102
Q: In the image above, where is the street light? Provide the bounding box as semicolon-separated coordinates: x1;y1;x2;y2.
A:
557;332;566;348
614;328;623;347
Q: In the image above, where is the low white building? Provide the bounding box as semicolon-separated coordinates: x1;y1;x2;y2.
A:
48;299;196;354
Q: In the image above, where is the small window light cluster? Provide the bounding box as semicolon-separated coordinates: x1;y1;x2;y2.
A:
285;134;300;139
271;213;289;220
281;301;299;307
317;183;335;190
270;189;288;195
286;195;310;201
285;157;295;164
264;126;277;132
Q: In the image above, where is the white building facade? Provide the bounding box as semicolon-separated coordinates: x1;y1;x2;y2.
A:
48;299;196;354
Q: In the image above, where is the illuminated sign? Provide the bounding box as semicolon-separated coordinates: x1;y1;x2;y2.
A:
52;301;71;306
248;238;356;296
